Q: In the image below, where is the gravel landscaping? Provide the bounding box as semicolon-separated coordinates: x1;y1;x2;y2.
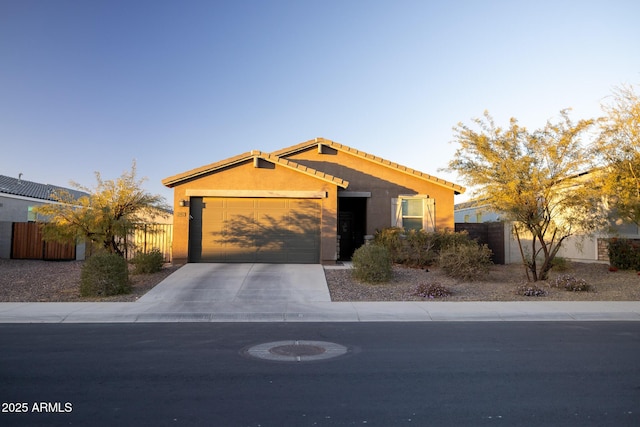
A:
326;262;640;301
0;259;180;302
0;259;639;302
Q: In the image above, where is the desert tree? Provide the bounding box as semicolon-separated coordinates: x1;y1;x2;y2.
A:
447;110;606;281
595;84;640;227
36;162;169;257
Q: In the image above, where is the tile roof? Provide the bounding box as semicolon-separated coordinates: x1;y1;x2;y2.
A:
454;199;486;210
258;151;349;188
162;150;349;188
272;137;466;194
162;137;466;194
0;175;88;202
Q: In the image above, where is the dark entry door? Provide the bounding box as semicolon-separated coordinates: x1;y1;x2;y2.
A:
188;197;204;262
338;197;366;260
338;212;355;261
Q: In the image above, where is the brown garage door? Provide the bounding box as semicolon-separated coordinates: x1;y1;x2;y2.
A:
191;197;320;263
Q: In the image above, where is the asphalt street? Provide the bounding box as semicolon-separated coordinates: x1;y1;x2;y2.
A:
1;322;639;427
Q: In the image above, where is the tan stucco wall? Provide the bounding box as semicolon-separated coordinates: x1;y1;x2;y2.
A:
169;159;339;264
283;147;457;233
167;147;459;264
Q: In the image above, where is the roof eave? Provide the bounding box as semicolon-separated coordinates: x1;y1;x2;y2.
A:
162;151;256;188
272;137;466;194
260;153;348;189
162;150;349;189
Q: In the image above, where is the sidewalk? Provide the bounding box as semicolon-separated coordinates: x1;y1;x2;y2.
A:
0;300;639;323
2;262;639;323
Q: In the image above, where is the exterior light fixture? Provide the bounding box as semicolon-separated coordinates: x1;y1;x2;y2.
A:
179;199;189;207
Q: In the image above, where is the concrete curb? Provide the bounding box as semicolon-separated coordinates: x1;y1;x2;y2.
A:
0;301;639;323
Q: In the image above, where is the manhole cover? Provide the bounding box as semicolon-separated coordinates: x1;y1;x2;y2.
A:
270;344;325;357
244;340;349;362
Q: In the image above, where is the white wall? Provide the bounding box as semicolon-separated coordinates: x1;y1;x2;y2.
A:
504;230;601;264
458;205;610;264
0;195;44;222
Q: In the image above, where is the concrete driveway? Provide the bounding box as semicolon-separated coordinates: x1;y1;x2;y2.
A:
137;263;331;304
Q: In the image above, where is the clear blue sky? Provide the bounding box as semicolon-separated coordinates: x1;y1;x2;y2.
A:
1;0;639;203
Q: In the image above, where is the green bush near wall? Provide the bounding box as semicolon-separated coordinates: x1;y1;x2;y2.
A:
608;238;640;270
80;253;131;297
351;244;393;283
373;228;477;267
438;242;493;281
372;227;493;281
130;248;164;274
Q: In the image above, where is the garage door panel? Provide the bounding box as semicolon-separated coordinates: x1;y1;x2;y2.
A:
194;197;320;263
288;240;318;250
226;198;256;209
257;198;288;209
205;199;224;209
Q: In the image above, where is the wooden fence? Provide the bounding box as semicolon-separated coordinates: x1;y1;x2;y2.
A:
11;222;76;260
11;222;172;262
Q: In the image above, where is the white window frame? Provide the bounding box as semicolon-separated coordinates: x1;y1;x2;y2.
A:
391;195;435;231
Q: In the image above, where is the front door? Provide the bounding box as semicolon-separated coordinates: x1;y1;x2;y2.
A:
338;212;355;261
338;197;367;260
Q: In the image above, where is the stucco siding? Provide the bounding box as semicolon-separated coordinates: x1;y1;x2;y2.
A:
170;159;339;264
165;140;463;264
283;147;456;232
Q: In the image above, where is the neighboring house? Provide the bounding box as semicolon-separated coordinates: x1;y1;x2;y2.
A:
163;137;466;264
0;174;88;259
454;199;640;264
454;200;502;224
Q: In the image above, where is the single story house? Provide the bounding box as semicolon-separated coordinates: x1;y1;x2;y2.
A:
163;138;465;264
0;174;88;259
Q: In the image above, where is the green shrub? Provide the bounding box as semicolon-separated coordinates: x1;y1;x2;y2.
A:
608;238;640;270
550;274;595;292
438;242;493;281
351;244;392;283
551;256;569;272
402;229;439;266
373;227;406;263
374;228;475;267
80;253;131;297
433;229;474;252
130;248;164;274
412;282;451;299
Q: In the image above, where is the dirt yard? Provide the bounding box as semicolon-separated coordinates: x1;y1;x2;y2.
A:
0;259;639;302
